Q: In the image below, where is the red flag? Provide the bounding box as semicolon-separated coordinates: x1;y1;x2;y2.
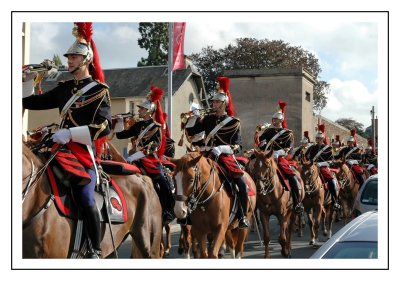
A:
172;22;186;70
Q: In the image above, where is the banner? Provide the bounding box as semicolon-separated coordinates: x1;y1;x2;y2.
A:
172;22;186;71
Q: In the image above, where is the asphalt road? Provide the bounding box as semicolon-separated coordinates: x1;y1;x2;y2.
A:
117;214;345;259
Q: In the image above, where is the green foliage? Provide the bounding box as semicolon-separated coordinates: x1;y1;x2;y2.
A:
190;38;330;111
335;118;368;138
52;54;62;66
137;22;169;66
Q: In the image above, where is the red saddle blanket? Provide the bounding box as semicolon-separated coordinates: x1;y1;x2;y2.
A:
46;166;128;223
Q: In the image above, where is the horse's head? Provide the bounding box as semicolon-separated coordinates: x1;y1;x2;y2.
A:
170;151;208;219
252;149;276;190
299;160;320;192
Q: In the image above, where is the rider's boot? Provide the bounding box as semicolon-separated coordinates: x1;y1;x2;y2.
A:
83;205;102;259
288;175;303;214
328;179;341;211
156;175;175;224
233;176;249;229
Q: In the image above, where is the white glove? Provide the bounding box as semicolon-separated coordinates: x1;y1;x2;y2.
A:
273;149;286;160
126;151;145;163
114;116;124;133
51;129;72;144
211;146;222;158
22;78;35;98
218;145;233;154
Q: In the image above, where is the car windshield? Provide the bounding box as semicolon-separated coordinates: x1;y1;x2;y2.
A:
322;241;377;259
361;179;378;205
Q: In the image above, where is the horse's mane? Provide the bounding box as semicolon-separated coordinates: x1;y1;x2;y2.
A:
22;141;43;167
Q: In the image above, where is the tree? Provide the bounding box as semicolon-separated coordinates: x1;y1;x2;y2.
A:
190;38;330;111
335;118;368;138
137;23;169;66
52;54;62;66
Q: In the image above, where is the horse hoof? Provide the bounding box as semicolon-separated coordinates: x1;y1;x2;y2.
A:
163;250;170;257
309;240;314;246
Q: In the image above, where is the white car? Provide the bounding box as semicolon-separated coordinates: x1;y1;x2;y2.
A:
353;174;378;217
310;210;377;259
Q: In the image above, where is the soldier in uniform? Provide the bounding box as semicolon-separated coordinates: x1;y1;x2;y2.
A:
290;131;311;162
257;101;304;214
362;139;378;175
183;76;249;228
304;124;341;211
335;128;365;188
332;135;342;156
115;86;175;224
22;23;110;258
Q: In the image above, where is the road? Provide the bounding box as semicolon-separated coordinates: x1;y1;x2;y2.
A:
116;214;345;259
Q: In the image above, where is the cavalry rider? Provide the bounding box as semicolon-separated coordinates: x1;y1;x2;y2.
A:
335;128;365;188
290;131;311;162
22;23;110;258
332;135;342;156
115;86;175;224
183;76;249;229
362;139;378;175
257;101;304;214
304;124;341;211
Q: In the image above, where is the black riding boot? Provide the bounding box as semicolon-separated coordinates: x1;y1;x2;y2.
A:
156;175;175;224
355;173;365;188
83;205;102;259
234;176;249;229
328;179;341;211
288;175;303;214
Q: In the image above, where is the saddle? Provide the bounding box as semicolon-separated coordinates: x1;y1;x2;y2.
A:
46;161;128;223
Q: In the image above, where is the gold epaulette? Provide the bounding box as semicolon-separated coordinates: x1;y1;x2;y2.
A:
98;81;109;89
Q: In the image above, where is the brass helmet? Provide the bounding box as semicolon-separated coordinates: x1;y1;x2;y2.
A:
300;131;310;144
272;111;284;120
64;41;93;63
138;99;156;112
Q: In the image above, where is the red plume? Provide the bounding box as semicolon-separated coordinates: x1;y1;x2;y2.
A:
318;123;328;145
278;101;287;128
335;135;340;142
73;22;104;83
350;128;357;146
149;86;165;157
304;131;310;143
217;76;235;116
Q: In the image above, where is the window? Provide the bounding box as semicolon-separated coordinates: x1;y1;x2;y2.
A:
129;101;135;114
305;92;311;102
361;179;378;205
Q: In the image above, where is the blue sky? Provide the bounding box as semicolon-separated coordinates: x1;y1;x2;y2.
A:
26;13;384;129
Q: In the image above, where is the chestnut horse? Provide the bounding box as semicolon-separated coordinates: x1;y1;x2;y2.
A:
334;159;359;224
251;149;304;258
298;161;325;246
101;140;176;257
171;151;256;258
22;142;162;258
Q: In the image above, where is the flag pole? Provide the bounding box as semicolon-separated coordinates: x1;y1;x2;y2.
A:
167;23;173;136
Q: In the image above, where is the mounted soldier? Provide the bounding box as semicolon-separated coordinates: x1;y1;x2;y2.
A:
332;135;342;156
256;101;304;214
182;76;249;228
304;124;341;211
290;131;311;162
22;22;110;258
362;139;378;175
335;128;365;188
114;86;175;224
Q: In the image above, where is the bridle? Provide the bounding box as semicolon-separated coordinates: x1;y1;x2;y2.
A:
254;157;278;196
302;164;320;196
175;160;220;214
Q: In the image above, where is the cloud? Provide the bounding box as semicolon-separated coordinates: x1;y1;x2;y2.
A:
322;78;377;128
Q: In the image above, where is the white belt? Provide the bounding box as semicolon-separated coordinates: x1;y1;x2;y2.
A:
200;146;213;152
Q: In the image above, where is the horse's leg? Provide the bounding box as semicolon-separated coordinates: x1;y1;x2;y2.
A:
306;207;315;245
235;229;247;259
278;212;290;258
313;204;323;246
327;206;335;239
259;212;271;258
209;224;227;258
163;223;171;257
225;230;235;258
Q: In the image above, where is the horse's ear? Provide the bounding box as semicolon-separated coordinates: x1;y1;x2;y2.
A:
253;148;262;158
189;154;202;166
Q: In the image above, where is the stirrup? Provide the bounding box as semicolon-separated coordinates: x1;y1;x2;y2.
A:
294;203;304;214
333;202;341;211
86;249;102;259
238;217;249;229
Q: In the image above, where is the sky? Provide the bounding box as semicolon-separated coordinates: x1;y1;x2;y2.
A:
25;13;385;129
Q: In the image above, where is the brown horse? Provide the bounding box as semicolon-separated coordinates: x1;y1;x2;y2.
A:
334;159;360;224
22;142;162;258
170;151;256;258
251;149;304;258
298;160;325;246
101;139;176;257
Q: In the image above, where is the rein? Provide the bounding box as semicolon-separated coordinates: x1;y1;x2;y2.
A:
180;161;220;213
303;165;320;196
256;159;278;196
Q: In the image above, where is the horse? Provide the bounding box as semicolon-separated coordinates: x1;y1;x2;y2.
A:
251;149;304;258
101;139;177;257
298;160;325;246
334;159;360;224
22;142;162;258
170;151;257;258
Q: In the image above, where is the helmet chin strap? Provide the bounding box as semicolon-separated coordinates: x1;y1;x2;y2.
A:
69;56;89;74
